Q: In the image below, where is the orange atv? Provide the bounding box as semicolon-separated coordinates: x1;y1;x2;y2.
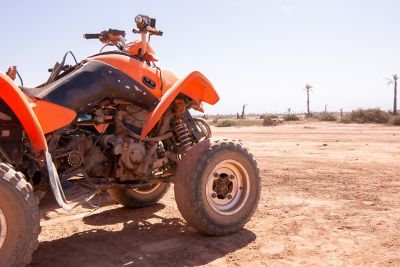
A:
0;15;260;266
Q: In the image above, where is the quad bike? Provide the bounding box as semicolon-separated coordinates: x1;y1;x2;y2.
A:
0;15;260;266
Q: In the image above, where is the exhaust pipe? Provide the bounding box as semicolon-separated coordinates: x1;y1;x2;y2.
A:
45;152;72;211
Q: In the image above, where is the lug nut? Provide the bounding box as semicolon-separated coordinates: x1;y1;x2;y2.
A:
211;193;217;198
229;175;235;180
227;194;232;200
213;173;219;178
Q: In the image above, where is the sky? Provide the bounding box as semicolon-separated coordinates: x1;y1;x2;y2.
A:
0;0;399;115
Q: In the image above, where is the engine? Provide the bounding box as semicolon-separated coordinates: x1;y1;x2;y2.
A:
52;132;113;179
100;134;155;181
52;102;162;182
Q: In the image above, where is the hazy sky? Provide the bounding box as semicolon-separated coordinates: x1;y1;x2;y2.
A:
1;0;399;114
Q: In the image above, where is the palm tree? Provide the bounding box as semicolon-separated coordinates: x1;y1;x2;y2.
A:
386;74;398;115
241;104;247;119
304;84;313;116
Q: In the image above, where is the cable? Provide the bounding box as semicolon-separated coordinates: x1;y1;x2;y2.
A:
16;70;23;86
47;51;79;85
153;64;164;93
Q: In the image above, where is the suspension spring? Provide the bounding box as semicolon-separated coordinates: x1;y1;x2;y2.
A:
175;118;193;153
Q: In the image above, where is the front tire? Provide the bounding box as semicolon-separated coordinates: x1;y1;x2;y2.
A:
174;138;261;235
0;163;40;267
107;182;170;208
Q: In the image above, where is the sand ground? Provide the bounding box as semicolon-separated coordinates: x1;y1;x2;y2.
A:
29;122;400;266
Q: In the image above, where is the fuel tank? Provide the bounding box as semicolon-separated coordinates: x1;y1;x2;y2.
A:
23;59;161;112
88;52;179;99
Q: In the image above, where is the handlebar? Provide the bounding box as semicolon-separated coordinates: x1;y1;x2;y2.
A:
83;33;100;39
107;29;126;37
83;29;126;41
83;15;162;57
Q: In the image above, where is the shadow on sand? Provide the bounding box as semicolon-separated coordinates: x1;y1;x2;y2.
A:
29;204;256;267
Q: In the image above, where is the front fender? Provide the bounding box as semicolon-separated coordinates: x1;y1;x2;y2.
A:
0;72;48;156
140;71;219;139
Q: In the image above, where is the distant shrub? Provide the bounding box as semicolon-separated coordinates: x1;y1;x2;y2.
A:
349;109;390;124
305;113;315;118
283;114;300;121
318;112;337;121
234;119;263;127
262;117;283;126
391;115;400;126
339;115;352;124
262;117;275;126
260;114;278;119
215;120;235;127
212;118;219;125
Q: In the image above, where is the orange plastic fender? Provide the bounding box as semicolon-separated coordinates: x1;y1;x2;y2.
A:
140;71;219;139
32;100;76;134
0;73;48;156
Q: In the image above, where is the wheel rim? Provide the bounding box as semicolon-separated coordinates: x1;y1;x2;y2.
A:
132;183;162;195
0;209;7;250
206;159;250;216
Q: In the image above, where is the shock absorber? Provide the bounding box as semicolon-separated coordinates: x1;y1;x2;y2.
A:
175;118;193;153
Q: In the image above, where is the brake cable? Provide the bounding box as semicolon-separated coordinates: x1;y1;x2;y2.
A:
46;51;78;85
16;70;24;86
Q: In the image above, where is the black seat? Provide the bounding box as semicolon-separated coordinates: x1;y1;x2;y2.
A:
20;82;60;100
20;60;159;112
20;63;84;99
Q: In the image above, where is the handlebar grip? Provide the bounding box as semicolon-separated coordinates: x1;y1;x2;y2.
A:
83;33;100;39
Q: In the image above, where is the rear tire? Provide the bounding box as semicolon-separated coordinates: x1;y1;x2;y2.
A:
174;138;261;236
0;163;40;267
107;182;170;208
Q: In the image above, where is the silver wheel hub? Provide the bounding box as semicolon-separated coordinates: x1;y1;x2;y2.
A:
0;209;7;250
206;159;250;215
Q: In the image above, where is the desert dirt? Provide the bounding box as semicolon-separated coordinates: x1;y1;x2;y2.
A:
29;122;400;266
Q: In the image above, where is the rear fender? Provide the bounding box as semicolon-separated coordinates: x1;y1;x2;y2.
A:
140;71;219;139
0;73;73;210
0;72;47;156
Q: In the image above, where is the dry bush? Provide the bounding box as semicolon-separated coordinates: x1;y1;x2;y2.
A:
234;120;262;127
318;112;337;121
262;117;283;126
305;113;315;118
391;115;400;126
283;114;300;121
260;114;278;119
262;117;275;126
349;109;390;123
339;115;352;124
215;120;235;127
